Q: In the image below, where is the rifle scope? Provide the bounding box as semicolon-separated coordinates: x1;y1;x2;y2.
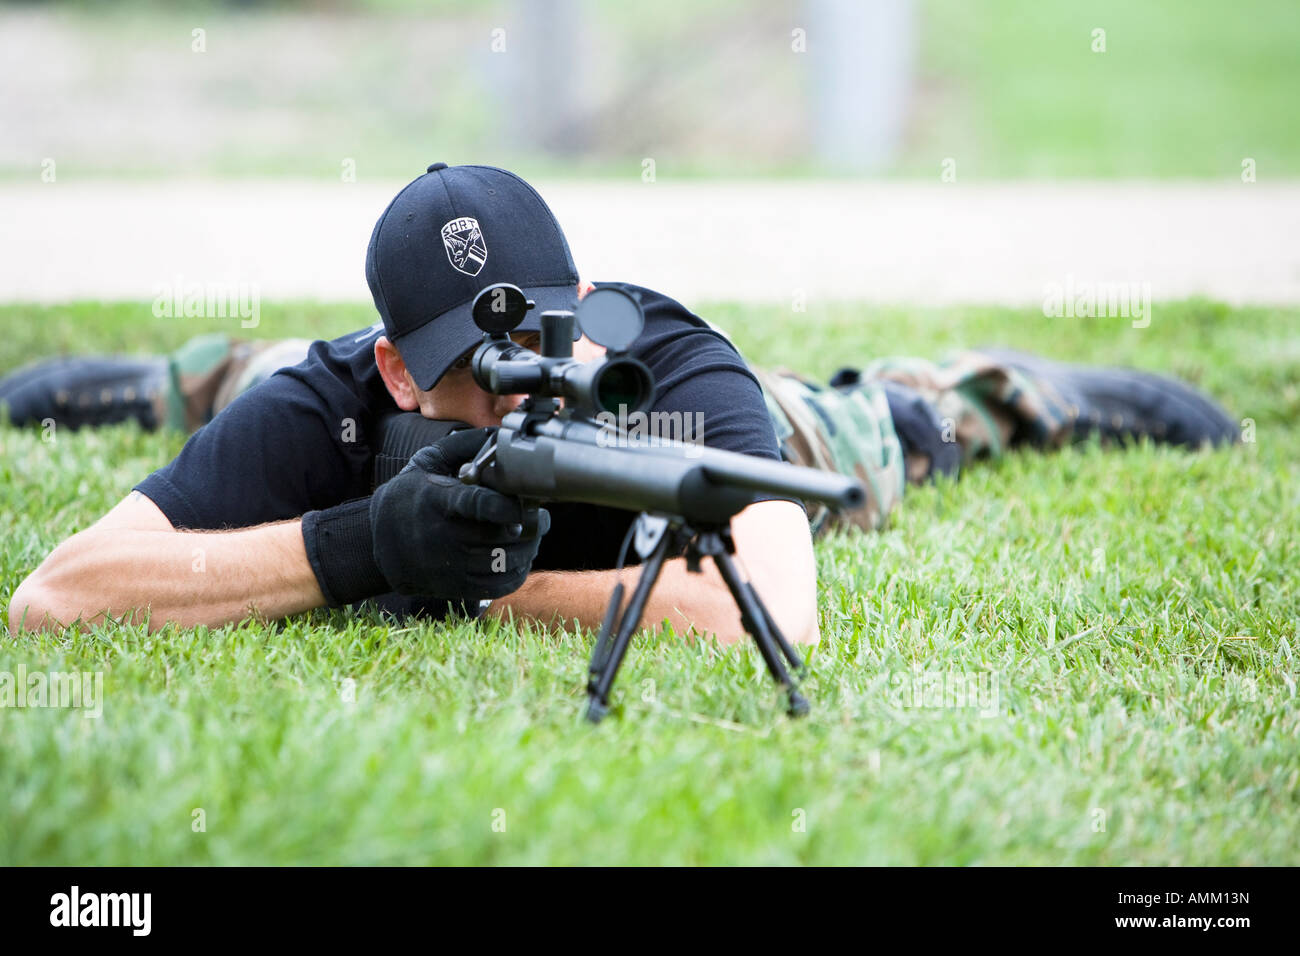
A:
469;283;653;417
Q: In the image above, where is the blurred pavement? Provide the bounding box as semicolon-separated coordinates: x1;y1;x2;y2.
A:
2;180;1298;307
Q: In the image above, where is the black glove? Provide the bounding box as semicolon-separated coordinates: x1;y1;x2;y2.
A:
369;427;551;600
301;497;389;609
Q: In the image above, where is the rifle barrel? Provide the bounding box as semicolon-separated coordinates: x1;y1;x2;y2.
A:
489;415;865;522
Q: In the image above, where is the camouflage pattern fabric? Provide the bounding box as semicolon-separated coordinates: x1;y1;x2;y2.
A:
751;366;905;535
858;350;1078;461
749;349;1080;538
165;334;312;431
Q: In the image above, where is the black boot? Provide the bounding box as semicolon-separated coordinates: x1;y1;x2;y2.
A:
0;356;169;431
975;348;1239;448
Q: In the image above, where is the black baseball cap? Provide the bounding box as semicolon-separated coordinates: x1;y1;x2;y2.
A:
365;162;580;390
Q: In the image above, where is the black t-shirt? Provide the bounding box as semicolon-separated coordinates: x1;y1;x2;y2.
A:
135;282;788;614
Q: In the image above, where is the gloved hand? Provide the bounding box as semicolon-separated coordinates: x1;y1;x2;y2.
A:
369;427;551;599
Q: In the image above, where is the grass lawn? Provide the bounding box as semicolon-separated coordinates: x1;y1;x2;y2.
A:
911;0;1300;179
1;298;1297;865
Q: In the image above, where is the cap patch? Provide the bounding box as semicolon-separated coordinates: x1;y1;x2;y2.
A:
440;216;487;276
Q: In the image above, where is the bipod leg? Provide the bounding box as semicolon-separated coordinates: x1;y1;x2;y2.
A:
585;524;678;723
706;533;811;718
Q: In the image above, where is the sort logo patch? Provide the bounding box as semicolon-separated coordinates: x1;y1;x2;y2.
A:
440;216;488;276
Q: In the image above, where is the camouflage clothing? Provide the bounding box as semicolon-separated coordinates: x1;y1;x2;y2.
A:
165;334;312;431
858;352;1078;459
750;350;1077;537
752;367;904;535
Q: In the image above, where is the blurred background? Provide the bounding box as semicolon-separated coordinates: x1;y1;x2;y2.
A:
2;0;1298;305
5;0;1298;179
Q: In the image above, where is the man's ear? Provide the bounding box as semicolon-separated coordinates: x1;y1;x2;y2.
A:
374;336;420;411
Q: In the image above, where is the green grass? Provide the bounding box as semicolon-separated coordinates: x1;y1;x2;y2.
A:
912;0;1300;179
1;299;1298;864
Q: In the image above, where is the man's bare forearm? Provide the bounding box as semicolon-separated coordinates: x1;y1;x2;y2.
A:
9;521;326;634
486;502;821;646
485;558;747;643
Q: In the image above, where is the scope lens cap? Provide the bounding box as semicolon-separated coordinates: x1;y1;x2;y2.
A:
472;283;534;333
576;287;644;352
